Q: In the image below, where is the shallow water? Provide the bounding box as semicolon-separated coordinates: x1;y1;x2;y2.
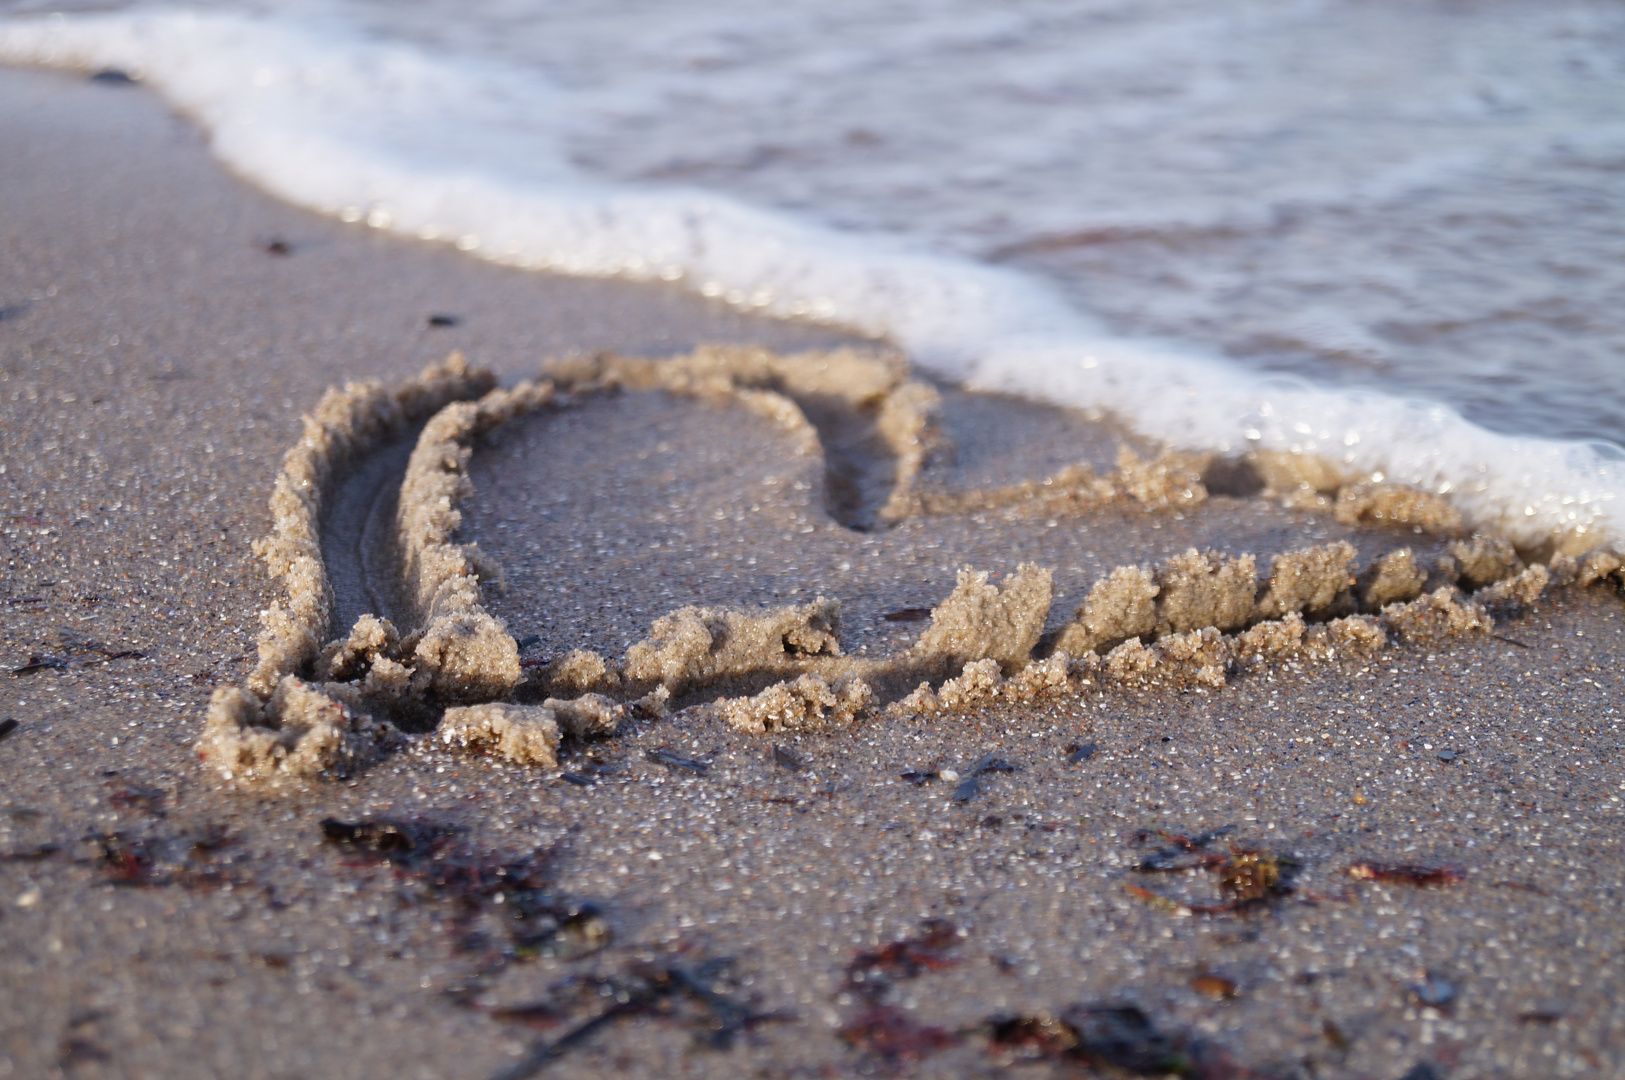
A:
4;0;1624;542
167;0;1625;444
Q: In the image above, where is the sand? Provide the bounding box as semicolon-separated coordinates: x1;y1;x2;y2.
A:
3;64;1625;1080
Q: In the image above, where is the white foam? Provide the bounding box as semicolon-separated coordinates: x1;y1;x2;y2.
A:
4;9;1621;549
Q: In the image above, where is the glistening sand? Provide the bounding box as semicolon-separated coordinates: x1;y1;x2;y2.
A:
3;66;1625;1080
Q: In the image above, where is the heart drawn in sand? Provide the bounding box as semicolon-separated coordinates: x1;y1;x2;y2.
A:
196;350;1618;785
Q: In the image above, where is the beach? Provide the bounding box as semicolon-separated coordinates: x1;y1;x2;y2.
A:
3;60;1625;1080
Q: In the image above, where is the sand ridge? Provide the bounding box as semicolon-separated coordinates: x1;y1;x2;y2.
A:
195;348;1625;784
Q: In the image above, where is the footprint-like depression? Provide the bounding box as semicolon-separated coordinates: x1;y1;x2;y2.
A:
198;349;1625;784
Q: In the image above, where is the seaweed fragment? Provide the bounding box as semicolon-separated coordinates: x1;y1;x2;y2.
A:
320;816;436;855
10;654;67;675
107;783;166;816
771;744;805;771
1345;862;1463;887
9;639;146;676
951;753;1017;803
98;832;157;885
319;816;602;961
0;841;60;861
1135;826;1236;872
846;919;961;995
486;1001;563;1027
1128;828;1298;915
1066;1004;1192;1075
985;1013;1078;1063
1066;742;1097;764
984;1004;1201;1076
57;1036;111;1068
93;827;243;888
1218;848;1280;902
644;747;710;774
1397;1063;1445;1080
836;922;967;1070
839;1006;960;1070
489;956;787;1080
0;718;18;743
1517;1009;1564;1024
881;608;933;623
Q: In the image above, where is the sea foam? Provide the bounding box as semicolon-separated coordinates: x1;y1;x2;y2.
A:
3;8;1621;549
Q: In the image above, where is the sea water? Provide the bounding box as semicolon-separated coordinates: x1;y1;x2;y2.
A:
2;1;1623;546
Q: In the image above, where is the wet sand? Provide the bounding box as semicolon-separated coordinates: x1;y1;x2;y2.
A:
3;64;1625;1080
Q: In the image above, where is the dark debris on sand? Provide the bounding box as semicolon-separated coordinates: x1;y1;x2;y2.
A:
985;1001;1290;1078
643;747;711;774
837;920;967;1070
846;918;962;995
951;753;1018;803
94;825;244;889
485;953;789;1080
1346;861;1464;887
9;636;145;676
840;1005;960;1070
319;816;608;967
1126;826;1304;916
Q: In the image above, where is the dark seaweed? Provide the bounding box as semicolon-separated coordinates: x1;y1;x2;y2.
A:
10;655;67;675
320;816;604;963
1064;1004;1191;1075
645;748;710;774
1066;742;1098;764
846;919;961;997
1346;862;1463;887
839;1005;959;1070
982;1003;1206;1076
488;956;788;1080
93;827;242;888
1128;827;1302;915
985;1013;1078;1062
952;754;1018;802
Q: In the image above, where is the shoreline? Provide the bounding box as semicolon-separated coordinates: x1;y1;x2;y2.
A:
3;65;1625;1080
5;9;1625;551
